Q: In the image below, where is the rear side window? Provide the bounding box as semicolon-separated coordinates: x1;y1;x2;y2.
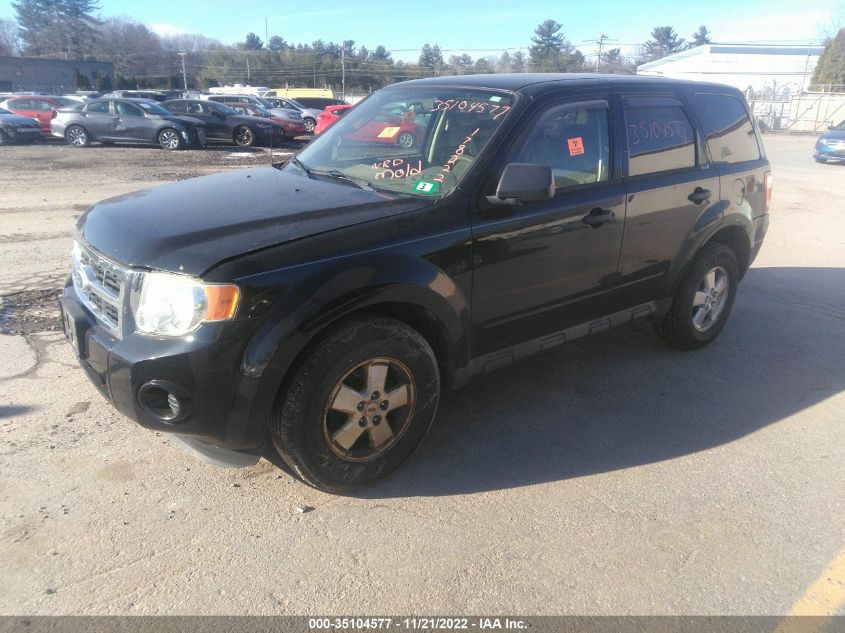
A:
86;101;110;113
695;94;761;164
624;99;696;177
512;101;610;189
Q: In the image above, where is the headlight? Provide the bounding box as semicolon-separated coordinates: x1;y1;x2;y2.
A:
134;272;239;336
818;138;828;146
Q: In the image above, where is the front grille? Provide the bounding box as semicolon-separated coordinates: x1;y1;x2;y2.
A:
72;241;129;333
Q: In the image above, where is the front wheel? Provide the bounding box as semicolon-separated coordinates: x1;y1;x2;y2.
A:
65;125;89;147
158;128;182;150
271;316;440;493
397;131;415;149
654;243;739;349
303;117;316;133
234;126;255;147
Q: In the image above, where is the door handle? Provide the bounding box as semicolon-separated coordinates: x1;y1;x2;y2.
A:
582;207;615;228
687;187;712;204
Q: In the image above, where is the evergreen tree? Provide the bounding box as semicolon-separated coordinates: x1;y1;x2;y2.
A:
241;32;263;50
811;28;845;91
689;25;712;48
529;19;564;69
267;35;287;51
641;26;686;63
511;50;526;72
13;0;99;58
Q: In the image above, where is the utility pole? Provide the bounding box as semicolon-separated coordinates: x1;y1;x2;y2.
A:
247;56;251;83
179;51;187;91
264;17;268;46
341;45;346;100
595;33;608;73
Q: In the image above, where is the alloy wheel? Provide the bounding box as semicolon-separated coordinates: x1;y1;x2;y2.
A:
67;127;87;146
397;132;414;149
236;127;254;147
322;357;416;462
692;266;729;332
159;129;180;150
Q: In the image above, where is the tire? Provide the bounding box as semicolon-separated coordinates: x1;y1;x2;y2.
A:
158;128;182;150
234;126;255;147
654;242;739;350
814;156;827;164
65;125;89;147
304;117;316;133
397;131;415;149
271;316;440;493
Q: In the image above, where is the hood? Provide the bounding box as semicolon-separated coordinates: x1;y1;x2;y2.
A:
162;115;205;127
0;112;39;128
820;129;845;141
301;108;324;119
78;166;427;276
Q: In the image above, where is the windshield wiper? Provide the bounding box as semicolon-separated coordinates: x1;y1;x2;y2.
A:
289;156;312;176
310;169;377;192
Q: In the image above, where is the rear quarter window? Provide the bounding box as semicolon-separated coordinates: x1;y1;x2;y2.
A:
694;93;761;164
624;101;696;177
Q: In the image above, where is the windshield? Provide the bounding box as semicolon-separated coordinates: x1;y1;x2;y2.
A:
53;97;79;107
251;105;272;117
137;102;171;116
0;107;10;115
209;102;238;116
835;120;845;131
293;87;514;198
253;96;273;109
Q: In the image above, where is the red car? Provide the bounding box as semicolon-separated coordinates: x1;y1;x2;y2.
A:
316;105;422;149
0;95;81;136
224;102;307;139
314;104;353;135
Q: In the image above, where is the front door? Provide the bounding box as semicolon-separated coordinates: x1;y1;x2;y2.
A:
471;96;626;356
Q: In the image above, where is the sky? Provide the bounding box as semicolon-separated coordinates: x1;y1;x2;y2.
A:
2;0;841;61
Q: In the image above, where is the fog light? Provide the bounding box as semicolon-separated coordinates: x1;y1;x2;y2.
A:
138;380;192;423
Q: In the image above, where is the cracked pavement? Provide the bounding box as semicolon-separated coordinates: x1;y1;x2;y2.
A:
1;137;844;615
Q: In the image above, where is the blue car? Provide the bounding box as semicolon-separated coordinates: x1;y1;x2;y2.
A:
814;120;845;163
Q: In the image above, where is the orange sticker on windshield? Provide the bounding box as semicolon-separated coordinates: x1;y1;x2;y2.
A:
377;126;400;139
568;137;584;156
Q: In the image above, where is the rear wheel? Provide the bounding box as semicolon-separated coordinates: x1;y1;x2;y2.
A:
304;117;316;133
234;126;255;147
271;316;440;493
65;125;89;147
158;128;182;150
654;242;739;350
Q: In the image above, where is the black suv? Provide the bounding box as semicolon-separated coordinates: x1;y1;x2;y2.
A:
61;74;771;492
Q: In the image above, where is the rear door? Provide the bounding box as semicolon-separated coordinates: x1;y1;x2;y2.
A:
613;92;721;306
470;93;626;355
81;101;116;139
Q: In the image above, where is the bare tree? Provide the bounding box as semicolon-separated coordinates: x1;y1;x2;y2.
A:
0;18;21;55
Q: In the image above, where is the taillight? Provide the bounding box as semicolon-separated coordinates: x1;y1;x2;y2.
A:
763;171;773;213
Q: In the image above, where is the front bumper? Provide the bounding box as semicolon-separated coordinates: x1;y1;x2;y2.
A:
1;126;41;143
60;284;266;466
815;143;845;159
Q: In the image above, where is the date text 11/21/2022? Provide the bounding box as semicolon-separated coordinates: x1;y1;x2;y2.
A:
307;617;529;630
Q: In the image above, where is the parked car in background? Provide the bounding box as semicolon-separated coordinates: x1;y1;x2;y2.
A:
263;97;322;133
314;103;353;135
203;94;297;119
0;95;83;135
223;102;306;140
102;90;169;102
51;98;207;149
161;99;285;146
814;120;845;163
0;106;42;144
295;97;348;111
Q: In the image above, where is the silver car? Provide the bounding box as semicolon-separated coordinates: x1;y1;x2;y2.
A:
202;94;302;122
263;97;322;133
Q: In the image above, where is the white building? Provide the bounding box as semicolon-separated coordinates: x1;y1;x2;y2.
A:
637;44;823;96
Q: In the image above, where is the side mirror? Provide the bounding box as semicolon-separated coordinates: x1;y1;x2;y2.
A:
486;163;555;207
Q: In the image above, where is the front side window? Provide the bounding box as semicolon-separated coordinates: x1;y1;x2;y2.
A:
624;99;696;177
511;101;610;189
294;87;514;198
695;94;761;163
115;102;143;117
136;102;171;116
